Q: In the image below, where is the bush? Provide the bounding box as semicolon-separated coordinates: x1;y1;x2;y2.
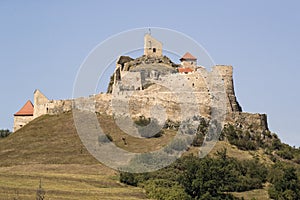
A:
120;150;268;200
268;166;300;199
0;129;11;138
143;179;191;200
134;116;150;127
277;149;294;160
120;172;137;186
222;125;258;151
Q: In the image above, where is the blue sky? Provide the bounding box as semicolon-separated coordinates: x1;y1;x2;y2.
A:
1;1;300;146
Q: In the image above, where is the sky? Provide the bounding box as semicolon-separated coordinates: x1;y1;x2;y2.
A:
0;0;300;146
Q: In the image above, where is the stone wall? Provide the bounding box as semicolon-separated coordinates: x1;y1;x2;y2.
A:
13;115;34;132
212;65;242;112
33;89;73;119
227;112;269;132
144;34;163;57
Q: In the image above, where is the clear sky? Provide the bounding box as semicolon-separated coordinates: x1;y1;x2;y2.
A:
1;0;300;146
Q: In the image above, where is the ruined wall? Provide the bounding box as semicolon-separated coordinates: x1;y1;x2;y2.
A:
13;115;34;132
24;65;265;134
144;34;163;57
227;112;269;132
119;71;142;91
33;89;73;119
212;65;242;112
111;65;241;119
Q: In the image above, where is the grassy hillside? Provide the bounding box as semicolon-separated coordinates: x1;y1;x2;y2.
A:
1;111;299;199
0;112;147;199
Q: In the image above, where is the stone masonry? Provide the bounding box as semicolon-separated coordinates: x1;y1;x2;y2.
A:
14;34;268;134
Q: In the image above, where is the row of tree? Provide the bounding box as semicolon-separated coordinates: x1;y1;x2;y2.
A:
121;150;300;199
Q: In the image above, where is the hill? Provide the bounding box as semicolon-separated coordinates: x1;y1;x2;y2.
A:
1;111;300;199
0;112;147;199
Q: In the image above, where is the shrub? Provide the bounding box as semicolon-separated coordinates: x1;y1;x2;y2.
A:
268;166;300;199
134;116;150;127
0;129;11;138
120;172;137;186
222;125;258;151
143;179;191;200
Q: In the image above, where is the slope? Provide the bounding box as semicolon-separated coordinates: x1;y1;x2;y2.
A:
0;112;147;199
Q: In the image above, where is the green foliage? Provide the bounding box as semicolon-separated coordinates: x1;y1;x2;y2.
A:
143;179;191;200
120;149;267;199
119;172;138;186
179;149;267;198
268;164;300;200
222;125;258;151
277;148;294;160
0;129;11;138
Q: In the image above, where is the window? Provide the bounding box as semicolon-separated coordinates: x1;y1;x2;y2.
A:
153;48;156;53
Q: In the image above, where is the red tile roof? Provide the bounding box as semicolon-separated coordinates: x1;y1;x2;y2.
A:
178;67;194;73
180;52;197;61
14;100;34;116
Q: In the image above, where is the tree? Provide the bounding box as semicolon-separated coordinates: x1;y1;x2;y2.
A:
0;129;11;138
268;166;300;200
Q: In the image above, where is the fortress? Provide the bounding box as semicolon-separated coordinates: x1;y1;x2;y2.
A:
13;34;268;135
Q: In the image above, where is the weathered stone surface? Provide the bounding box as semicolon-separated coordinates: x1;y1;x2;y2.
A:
13;115;34;132
15;34;267;135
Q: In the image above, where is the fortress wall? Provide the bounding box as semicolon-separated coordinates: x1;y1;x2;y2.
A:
95;93;112;114
33;90;49;118
34;89;73;118
13;115;34;132
120;71;142;90
29;89;268;133
27;65;265;133
212;65;242;112
227;112;269;132
46;100;73;115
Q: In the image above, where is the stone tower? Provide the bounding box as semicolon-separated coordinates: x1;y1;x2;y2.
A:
144;33;163;57
13;100;34;132
180;52;197;67
33;89;49;119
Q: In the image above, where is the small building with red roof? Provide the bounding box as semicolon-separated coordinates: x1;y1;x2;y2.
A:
13;100;34;132
180;52;197;66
